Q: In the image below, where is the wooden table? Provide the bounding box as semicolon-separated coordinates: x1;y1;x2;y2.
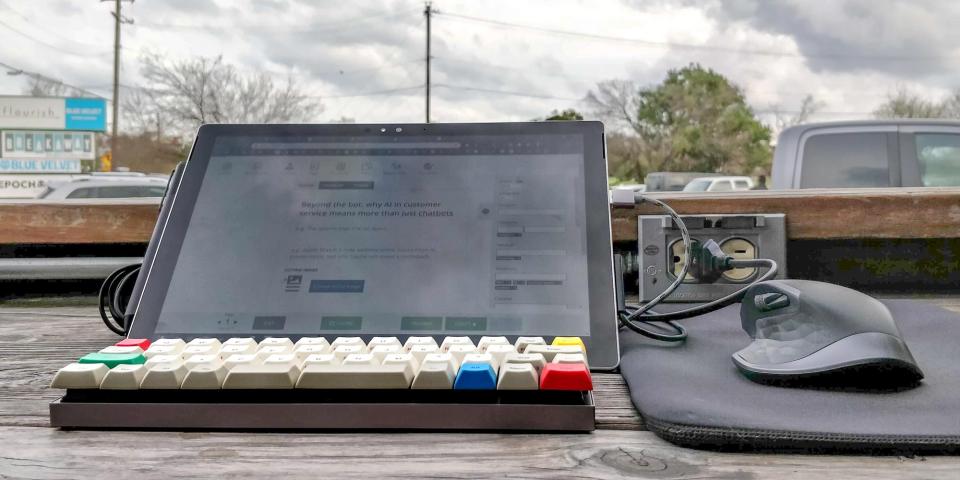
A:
3;306;960;478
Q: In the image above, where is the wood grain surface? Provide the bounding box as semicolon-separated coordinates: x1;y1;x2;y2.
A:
4;187;960;245
611;187;960;241
2;305;960;478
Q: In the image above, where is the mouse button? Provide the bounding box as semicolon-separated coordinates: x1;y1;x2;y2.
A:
736;337;812;365
755;292;790;312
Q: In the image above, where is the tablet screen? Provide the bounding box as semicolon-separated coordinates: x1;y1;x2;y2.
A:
153;131;595;337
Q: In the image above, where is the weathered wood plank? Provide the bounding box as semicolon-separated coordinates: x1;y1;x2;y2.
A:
1;426;958;479
0;199;159;244
612;187;960;242
0;308;643;430
4;187;960;245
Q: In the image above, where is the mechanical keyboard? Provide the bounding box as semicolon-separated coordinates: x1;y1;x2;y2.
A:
49;336;595;431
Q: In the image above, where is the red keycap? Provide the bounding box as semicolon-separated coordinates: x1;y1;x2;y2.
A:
539;363;593;391
115;338;151;349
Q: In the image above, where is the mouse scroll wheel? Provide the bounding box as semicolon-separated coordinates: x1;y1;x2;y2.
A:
755;293;790;312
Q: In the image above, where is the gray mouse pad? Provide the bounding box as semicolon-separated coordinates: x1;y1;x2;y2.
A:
619;299;960;453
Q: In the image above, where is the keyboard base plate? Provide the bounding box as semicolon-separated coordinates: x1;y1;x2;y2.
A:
50;390;595;432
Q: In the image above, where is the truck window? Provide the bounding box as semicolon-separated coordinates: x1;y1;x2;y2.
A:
914;133;960;186
65;187;96;199
733;179;750;189
800;133;890;188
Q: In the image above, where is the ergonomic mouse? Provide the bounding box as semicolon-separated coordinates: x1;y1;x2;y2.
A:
733;279;923;386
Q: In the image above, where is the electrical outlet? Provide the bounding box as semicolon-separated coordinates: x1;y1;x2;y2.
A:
638;214;786;303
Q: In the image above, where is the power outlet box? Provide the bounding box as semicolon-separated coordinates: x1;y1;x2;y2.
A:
637;214;787;303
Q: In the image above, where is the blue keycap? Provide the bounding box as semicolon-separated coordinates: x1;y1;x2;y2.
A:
454;363;497;390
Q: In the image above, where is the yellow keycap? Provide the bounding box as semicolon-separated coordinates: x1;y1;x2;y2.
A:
550;337;586;352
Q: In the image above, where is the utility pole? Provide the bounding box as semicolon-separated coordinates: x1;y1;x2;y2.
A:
104;0;133;168
424;1;432;123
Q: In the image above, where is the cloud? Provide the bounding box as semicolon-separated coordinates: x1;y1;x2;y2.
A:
0;0;956;128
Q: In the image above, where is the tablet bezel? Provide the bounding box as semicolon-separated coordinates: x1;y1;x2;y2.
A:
128;122;619;370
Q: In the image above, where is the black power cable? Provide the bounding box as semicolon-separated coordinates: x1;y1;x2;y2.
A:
618;194;779;342
98;263;141;336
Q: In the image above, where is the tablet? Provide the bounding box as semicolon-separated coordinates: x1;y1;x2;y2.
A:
129;122;619;370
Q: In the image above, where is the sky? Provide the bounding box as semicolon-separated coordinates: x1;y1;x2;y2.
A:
0;0;957;132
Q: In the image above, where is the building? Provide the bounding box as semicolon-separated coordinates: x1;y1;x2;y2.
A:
0;95;107;198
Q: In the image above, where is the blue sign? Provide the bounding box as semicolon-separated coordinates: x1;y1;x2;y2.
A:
64;98;106;131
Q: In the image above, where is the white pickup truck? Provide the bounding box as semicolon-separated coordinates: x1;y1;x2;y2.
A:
772;120;960;189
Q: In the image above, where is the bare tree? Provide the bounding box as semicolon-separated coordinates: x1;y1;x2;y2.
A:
23;76;80;97
132;54;322;136
874;87;947;118
585;79;642;132
770;94;823;133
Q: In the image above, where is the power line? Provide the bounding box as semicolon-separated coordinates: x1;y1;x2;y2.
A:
0;60;107;99
134;10;414;33
309;85;425;99
435;11;950;62
434;84;583;101
0;18;110;58
0;0;112;53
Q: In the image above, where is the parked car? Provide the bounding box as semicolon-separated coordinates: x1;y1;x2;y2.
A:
772;119;960;189
608;183;646;203
37;177;169;200
682;176;754;192
644;172;721;192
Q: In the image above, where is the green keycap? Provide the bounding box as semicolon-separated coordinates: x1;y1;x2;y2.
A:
78;352;146;368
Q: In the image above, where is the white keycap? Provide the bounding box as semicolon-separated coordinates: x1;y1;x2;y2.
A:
264;354;300;368
259;337;294;350
367;336;402;350
497;363;539;390
478;336;510;352
342;353;378;366
383;353;419;372
297;364;414;389
440;336;474;352
411;359;457;389
294;337;330;349
223;353;261;370
302;353;339;366
100;364;146;390
330;337;365;349
145;354;182;369
552;352;588;367
462;352;498;371
184;354;221;368
332;345;364;361
144;345;182;358
503;352;547;373
182;356;227;389
223;337;257;348
256;345;293;360
446;344;476;365
181;344;219;360
524;345;582;362
370;344;401;363
423;352;459;371
220;344;257;358
223;363;300;389
186;338;222;349
485;344;516;366
152;338;186;349
403;336;438;352
182;364;228;389
515;336;546;352
140;361;188;389
293;344;329;363
409;344;439;364
99;345;144;355
50;363;109;389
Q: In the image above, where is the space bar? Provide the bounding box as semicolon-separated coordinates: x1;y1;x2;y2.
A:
296;364;414;389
